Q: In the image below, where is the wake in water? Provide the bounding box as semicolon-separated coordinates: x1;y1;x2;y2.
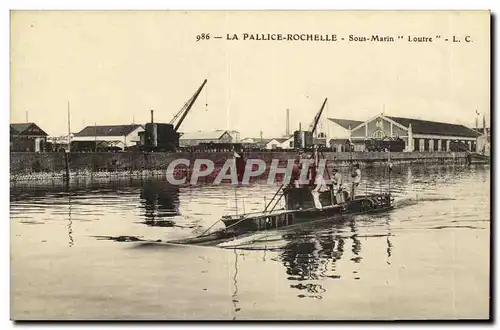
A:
393;195;456;209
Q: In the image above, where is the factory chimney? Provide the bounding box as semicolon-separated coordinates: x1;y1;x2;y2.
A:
286;109;290;136
150;109;154;123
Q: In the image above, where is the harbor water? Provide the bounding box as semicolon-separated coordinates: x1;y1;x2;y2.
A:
10;164;490;320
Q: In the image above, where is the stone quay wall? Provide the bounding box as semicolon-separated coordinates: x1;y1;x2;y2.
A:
10;151;467;182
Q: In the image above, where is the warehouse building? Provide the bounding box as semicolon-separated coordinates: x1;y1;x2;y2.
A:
346;114;481;152
10;123;49;152
73;124;144;151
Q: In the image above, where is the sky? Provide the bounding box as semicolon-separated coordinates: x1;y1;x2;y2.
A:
10;10;490;137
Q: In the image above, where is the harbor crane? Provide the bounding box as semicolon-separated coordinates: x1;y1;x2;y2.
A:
294;97;328;150
141;79;207;152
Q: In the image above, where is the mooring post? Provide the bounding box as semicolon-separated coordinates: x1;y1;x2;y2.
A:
64;150;70;184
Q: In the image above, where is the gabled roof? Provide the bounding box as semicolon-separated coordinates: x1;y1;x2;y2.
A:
386;116;480;138
75;124;143;137
271;138;289;143
327;118;364;130
10;123;48;136
179;130;231;140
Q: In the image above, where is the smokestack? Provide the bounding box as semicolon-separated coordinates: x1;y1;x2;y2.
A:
299;122;302;131
286;109;290;136
150;109;154;123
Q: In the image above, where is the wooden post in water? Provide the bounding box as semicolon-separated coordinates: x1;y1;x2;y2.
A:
64;150;70;184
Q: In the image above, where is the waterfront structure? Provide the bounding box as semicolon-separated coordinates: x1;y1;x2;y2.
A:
265;138;289;149
46;134;75;152
241;136;294;149
240;136;326;150
179;130;232;147
73;124;144;150
10;123;49;152
226;130;241;143
240;137;267;148
279;136;295;149
347;114;481;152
326;118;363;151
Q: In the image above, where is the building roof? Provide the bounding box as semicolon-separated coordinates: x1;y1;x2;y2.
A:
328;118;364;130
179;130;231;140
10;123;48;136
471;127;490;135
74;124;143;137
271;138;289;143
242;137;269;141
241;137;289;144
386;116;480;138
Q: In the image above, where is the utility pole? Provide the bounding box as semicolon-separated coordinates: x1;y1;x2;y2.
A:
94;122;97;152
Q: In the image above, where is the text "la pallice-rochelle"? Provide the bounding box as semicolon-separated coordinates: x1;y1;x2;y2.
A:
196;33;473;43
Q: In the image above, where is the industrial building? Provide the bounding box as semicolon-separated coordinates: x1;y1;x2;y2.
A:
72;124;144;151
345;114;481;152
179;130;233;147
10;123;49;152
327;118;364;151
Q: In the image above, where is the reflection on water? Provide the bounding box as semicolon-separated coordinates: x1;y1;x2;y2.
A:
10;164;490;320
139;180;180;227
67;194;74;247
280;229;345;300
232;249;240;319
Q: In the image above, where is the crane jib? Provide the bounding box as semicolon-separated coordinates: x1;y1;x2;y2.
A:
171;79;208;132
309;97;328;135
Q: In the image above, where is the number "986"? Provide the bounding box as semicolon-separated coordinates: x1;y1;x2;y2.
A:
196;33;210;42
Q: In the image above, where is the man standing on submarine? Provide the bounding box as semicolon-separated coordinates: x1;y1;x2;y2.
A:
234;149;246;183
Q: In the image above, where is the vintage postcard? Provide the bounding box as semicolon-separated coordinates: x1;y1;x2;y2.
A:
10;10;490;321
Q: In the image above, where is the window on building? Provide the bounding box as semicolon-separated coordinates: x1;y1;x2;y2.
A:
289;141;293;148
373;130;385;139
